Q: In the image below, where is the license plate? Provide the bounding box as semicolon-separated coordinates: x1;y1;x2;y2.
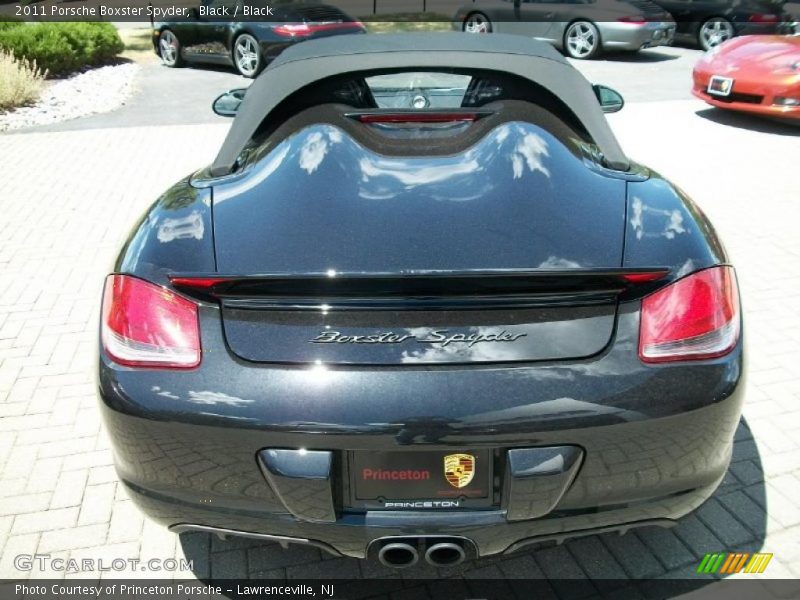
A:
708;75;734;97
350;450;492;509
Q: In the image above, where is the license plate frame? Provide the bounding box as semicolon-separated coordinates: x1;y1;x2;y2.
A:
708;75;734;97
346;449;495;510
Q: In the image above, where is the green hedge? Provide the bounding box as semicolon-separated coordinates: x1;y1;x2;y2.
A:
0;16;24;32
0;22;124;77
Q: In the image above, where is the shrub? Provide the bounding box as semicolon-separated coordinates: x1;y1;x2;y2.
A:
0;23;124;77
0;17;24;32
0;50;46;110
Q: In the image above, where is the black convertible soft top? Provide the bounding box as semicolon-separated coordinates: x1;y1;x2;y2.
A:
211;33;629;175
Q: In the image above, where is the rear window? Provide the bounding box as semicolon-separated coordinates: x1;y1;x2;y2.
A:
366;72;473;109
365;72;508;110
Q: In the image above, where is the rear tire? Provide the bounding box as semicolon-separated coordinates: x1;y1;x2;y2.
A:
463;12;492;33
232;33;262;78
563;21;601;60
158;30;184;68
698;17;734;51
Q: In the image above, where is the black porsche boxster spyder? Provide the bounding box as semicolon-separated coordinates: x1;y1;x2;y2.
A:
99;34;744;568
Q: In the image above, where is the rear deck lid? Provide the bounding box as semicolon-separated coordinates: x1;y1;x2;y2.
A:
212;121;626;274
209;119;630;365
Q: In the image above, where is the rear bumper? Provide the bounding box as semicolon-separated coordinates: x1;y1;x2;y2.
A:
109;399;737;558
599;22;676;51
98;303;745;558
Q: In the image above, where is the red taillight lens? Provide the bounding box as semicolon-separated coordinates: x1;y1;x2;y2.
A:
749;13;779;22
170;276;231;290
639;266;740;363
101;275;200;369
621;271;668;284
273;23;312;37
273;22;361;37
618;16;647;24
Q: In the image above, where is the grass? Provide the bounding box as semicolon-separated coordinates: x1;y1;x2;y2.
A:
119;28;157;64
360;14;452;34
0;50;46;111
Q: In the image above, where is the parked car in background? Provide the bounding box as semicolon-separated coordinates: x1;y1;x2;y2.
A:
693;35;800;120
453;0;675;59
153;1;365;77
649;0;787;50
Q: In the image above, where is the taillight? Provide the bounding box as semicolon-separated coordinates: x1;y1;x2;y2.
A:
273;23;313;37
749;13;778;22
169;276;231;290
101;275;200;369
273;22;360;37
639;266;740;363
620;271;668;284
618;16;647;24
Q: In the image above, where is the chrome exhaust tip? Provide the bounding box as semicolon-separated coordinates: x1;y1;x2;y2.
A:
425;542;466;567
377;542;419;568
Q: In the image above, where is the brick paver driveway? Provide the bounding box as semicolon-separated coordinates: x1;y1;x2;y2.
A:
1;95;799;597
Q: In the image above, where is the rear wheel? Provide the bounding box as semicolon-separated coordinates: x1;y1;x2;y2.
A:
564;21;601;60
698;17;734;51
463;12;492;33
233;34;261;78
158;30;184;68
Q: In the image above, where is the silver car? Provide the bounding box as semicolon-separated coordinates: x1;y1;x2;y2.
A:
453;0;676;59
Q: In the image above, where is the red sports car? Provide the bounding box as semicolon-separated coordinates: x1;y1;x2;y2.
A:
693;35;800;120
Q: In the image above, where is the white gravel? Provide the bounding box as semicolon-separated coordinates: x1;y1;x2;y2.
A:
0;62;140;132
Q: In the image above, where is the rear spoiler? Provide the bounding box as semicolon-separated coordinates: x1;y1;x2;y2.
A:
169;269;669;310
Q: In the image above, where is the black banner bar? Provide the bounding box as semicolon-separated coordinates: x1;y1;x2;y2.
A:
4;579;800;600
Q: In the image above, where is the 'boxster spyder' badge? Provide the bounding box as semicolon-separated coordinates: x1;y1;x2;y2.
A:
310;330;526;347
444;454;475;489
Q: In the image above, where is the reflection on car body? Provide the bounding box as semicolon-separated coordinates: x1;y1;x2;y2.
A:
157;211;205;243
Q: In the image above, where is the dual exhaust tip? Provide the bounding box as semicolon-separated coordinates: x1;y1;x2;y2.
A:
377;540;467;569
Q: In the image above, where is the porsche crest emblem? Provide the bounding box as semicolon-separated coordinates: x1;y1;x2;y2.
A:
444;454;475;489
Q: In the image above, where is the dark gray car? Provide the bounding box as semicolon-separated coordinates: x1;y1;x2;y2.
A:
454;0;675;58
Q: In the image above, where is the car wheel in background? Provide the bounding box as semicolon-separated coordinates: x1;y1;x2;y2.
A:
698;17;734;51
564;21;601;59
463;12;492;33
233;33;262;78
158;30;184;68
